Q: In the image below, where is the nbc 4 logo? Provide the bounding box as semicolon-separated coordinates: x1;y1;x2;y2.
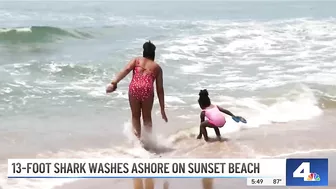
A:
293;162;321;181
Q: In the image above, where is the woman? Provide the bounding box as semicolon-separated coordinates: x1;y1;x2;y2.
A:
133;178;213;189
133;178;168;189
106;41;168;140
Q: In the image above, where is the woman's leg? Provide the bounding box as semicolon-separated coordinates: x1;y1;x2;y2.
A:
144;178;154;189
129;94;142;139
141;95;154;133
202;178;214;189
133;178;144;189
200;120;217;141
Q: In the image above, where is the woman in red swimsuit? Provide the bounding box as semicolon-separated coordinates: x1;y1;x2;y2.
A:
106;41;168;140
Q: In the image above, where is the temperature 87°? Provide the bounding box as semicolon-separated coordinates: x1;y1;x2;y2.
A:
273;179;282;184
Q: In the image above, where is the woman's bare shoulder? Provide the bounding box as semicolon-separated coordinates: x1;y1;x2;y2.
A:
153;62;162;73
152;60;161;68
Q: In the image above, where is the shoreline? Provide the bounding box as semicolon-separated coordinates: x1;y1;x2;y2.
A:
53;112;336;189
2;111;336;189
53;150;336;189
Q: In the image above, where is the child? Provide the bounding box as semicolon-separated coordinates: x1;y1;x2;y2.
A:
197;89;246;141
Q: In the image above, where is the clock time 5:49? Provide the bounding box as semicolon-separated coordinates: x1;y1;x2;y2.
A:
251;178;264;185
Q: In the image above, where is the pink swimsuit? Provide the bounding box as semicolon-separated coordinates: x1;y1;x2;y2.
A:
203;105;226;127
128;59;155;101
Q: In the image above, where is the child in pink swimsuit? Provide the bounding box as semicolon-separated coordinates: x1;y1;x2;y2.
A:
197;89;245;141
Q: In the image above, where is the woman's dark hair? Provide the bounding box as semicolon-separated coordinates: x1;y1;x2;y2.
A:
143;40;156;61
198;89;211;109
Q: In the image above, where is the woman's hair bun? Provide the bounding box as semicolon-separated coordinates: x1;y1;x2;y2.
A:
143;40;156;51
199;89;209;96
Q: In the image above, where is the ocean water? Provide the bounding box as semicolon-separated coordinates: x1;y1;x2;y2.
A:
1;1;336;189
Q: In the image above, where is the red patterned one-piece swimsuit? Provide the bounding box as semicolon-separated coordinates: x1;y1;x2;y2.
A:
129;60;155;101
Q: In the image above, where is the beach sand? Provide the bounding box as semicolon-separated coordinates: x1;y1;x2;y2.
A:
54;111;336;189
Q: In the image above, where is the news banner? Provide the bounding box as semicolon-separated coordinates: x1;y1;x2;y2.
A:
7;158;328;186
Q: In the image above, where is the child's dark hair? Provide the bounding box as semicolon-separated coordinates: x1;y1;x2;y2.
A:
143;40;156;61
198;89;211;109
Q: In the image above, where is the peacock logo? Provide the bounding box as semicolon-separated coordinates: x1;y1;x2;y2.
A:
306;173;320;181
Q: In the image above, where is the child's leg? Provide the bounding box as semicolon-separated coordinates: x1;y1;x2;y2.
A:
197;125;203;139
213;127;221;138
163;181;169;189
200;120;216;141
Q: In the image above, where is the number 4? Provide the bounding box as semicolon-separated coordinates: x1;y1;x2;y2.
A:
293;162;310;181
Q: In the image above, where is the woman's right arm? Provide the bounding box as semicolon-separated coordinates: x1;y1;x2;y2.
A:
156;66;165;111
106;58;136;93
111;58;136;84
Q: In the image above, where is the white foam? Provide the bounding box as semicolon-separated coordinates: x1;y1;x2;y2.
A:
305;73;336;86
165;96;186;104
180;63;206;74
159;18;336;90
258;65;283;71
224;75;255;82
0;122;172;189
177;115;193;119
242;85;321;126
178;85;322;138
122;121;173;151
257;148;336;158
41;63;63;73
0;27;32;33
287;65;320;73
0;87;13;94
87;89;106;97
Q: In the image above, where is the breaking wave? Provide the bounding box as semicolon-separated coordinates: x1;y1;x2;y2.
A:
0;26;94;44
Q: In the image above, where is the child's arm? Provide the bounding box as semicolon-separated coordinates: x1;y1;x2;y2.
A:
200;111;205;123
217;106;235;117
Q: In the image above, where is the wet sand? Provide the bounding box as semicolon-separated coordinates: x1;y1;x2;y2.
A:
54;111;336;189
53;154;336;189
